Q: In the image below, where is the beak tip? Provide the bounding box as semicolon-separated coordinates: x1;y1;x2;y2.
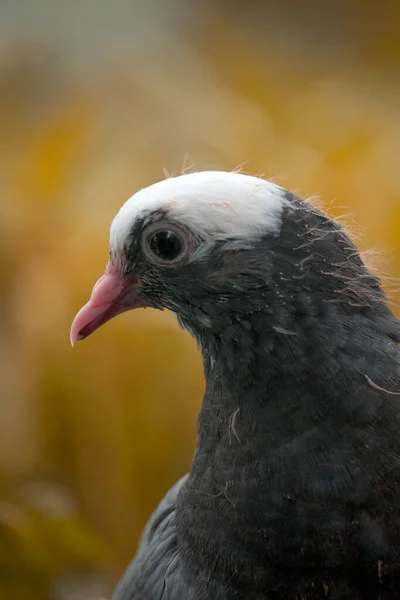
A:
70;330;76;347
70;323;82;347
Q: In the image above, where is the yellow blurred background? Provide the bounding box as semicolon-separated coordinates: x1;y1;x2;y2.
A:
1;1;400;598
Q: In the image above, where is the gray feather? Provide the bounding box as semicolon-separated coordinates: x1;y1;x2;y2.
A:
112;476;188;600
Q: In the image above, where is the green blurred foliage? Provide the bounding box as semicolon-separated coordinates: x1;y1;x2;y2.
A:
1;2;400;598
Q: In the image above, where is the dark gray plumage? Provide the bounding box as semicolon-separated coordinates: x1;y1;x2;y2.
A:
112;476;187;599
71;172;400;600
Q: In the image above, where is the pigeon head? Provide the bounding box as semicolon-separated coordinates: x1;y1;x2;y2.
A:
71;171;286;343
70;170;385;350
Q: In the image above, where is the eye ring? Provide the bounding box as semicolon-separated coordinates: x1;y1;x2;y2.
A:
142;222;191;266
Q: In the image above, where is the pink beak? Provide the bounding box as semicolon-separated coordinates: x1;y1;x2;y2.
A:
70;265;143;345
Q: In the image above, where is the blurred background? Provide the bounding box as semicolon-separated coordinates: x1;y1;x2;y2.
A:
1;0;400;598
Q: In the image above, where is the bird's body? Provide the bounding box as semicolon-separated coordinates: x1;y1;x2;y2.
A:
71;171;400;599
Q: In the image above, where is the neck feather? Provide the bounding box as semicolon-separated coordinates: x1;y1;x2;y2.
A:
176;298;400;596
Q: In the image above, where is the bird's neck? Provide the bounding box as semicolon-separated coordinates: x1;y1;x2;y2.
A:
176;304;400;596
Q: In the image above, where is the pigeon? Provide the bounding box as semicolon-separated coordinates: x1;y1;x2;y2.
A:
70;171;400;600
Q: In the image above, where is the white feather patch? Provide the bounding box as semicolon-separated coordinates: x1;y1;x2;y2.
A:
110;171;291;253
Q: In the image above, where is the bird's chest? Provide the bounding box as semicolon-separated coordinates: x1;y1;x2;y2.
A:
177;446;400;599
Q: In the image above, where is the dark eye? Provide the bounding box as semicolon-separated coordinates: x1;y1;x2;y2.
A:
143;222;190;266
150;230;182;261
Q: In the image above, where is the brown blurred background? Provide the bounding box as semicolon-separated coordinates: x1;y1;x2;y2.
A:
1;1;400;598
